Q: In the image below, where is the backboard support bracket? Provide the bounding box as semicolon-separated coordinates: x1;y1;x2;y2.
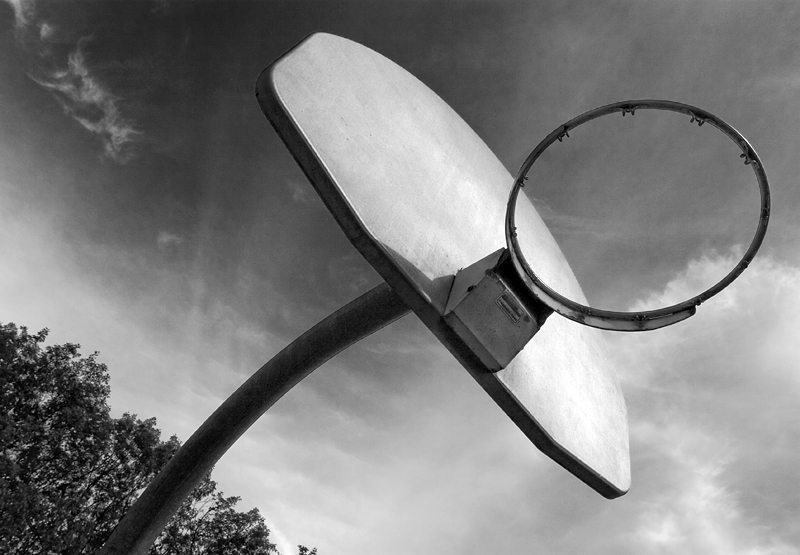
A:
444;249;554;372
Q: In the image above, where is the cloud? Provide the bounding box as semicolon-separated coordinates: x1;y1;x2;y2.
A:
204;248;800;555
0;181;284;435
531;196;630;242
325;253;376;296
2;1;142;162
607;250;800;554
31;44;141;162
2;0;34;28
288;178;315;205
151;0;174;16
157;231;184;250
38;20;53;40
627;246;747;315
629;422;797;555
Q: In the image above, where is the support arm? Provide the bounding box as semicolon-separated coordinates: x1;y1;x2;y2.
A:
100;282;410;555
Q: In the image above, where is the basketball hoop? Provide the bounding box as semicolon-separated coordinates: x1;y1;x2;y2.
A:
506;99;771;331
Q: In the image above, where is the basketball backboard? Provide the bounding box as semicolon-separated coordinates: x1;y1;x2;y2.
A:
256;33;630;498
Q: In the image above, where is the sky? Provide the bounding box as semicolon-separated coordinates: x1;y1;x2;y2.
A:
1;1;799;554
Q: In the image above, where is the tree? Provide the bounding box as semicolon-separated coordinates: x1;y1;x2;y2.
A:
150;474;276;555
0;323;177;553
0;323;305;555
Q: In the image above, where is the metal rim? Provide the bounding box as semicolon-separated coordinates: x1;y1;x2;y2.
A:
505;99;771;331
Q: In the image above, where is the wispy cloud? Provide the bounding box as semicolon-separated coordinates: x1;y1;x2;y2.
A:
37;20;53;40
288;178;315;205
157;231;184;250
3;0;34;28
531;197;629;242
151;0;174;17
3;0;141;162
31;44;141;162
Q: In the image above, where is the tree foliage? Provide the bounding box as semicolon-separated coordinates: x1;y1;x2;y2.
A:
0;323;176;553
0;323;311;555
151;474;277;555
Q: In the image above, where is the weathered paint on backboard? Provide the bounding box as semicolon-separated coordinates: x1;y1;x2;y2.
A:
256;33;630;497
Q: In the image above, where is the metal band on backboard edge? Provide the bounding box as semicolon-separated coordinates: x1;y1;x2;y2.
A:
505;99;771;332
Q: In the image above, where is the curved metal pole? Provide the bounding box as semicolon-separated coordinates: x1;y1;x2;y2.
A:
100;283;410;555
